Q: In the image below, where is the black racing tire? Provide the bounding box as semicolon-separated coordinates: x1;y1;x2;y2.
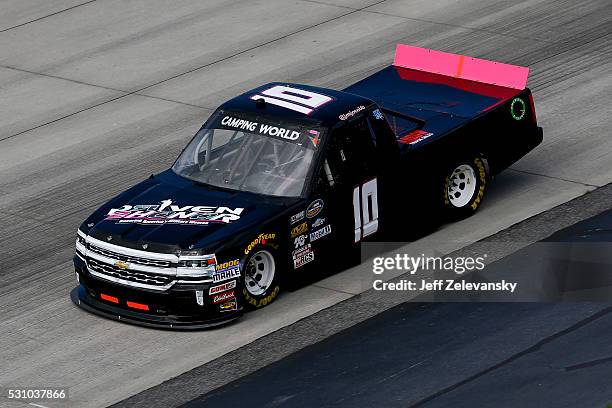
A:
442;155;488;220
241;246;282;310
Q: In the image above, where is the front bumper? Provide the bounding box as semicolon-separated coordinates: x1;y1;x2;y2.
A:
72;256;243;330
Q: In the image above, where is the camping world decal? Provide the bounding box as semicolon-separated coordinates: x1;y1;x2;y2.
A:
105;199;244;225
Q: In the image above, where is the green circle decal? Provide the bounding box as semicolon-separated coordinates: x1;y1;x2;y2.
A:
510;97;526;121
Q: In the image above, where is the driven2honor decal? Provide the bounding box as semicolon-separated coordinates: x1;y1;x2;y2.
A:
105;199;244;225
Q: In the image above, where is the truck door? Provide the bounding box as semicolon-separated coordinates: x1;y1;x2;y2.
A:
315;115;381;257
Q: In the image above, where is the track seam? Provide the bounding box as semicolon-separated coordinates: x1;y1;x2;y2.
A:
1;0;607;144
311;284;359;296
0;64;214;111
301;0;557;44
0;0;387;143
408;306;612;407
507;168;600;188
0;0;98;33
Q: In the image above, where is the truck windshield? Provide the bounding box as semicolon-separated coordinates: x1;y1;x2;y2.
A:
172;112;324;197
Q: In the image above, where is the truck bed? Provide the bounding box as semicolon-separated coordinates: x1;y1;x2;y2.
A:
343;45;528;141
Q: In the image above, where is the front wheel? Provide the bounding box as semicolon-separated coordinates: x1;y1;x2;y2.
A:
442;156;488;219
242;248;281;309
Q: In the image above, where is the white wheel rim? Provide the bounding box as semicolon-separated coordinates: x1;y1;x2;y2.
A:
244;250;275;296
447;164;477;208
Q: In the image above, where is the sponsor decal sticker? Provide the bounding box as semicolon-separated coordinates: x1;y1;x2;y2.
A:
209;280;237;295
293;244;315;269
294;234;307;249
212;290;235;304
291;222;308;238
311;218;325;228
220;116;258;132
244;233;276;255
310;224;332;242
221;115;301;141
308;130;320;148
105;199;244;226
306;199;324;218
373;109;384;120
399;129;434;145
339;105;365;121
213;268;240;283
213;259;241;282
510;97;526;121
290;210;305;224
219;299;238;312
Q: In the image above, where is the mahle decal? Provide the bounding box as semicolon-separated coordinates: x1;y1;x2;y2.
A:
105;199;244;226
213;259;241;283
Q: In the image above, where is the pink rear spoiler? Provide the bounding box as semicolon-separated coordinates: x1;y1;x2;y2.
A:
393;44;529;90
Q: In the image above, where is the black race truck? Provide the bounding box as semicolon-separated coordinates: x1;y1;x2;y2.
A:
73;44;542;328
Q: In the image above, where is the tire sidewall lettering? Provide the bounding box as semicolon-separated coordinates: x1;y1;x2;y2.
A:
470;157;487;210
242;285;280;308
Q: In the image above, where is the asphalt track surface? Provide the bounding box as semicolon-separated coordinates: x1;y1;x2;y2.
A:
0;1;610;407
181;204;612;408
184;302;612;408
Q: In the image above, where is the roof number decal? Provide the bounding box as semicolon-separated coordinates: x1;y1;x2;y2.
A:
251;85;332;115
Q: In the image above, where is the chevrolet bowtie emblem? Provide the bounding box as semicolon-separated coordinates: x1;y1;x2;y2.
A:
114;260;129;270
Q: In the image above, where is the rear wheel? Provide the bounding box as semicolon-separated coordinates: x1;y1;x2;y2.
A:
242;248;281;309
442;156;488;219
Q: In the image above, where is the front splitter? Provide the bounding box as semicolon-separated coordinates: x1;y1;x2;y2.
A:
71;286;243;330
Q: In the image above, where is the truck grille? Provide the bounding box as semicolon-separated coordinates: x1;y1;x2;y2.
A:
87;258;174;288
88;243;173;268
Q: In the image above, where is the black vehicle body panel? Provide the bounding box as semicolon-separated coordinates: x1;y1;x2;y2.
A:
83;170;298;254
344;65;542;176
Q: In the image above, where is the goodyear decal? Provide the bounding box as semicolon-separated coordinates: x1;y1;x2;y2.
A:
244;233;276;255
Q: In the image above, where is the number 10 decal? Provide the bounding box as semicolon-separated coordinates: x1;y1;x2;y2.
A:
353;178;379;243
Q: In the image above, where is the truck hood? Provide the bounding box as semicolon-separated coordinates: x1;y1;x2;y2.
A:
82;171;293;253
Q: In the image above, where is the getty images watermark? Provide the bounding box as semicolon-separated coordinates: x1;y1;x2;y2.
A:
371;253;518;294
